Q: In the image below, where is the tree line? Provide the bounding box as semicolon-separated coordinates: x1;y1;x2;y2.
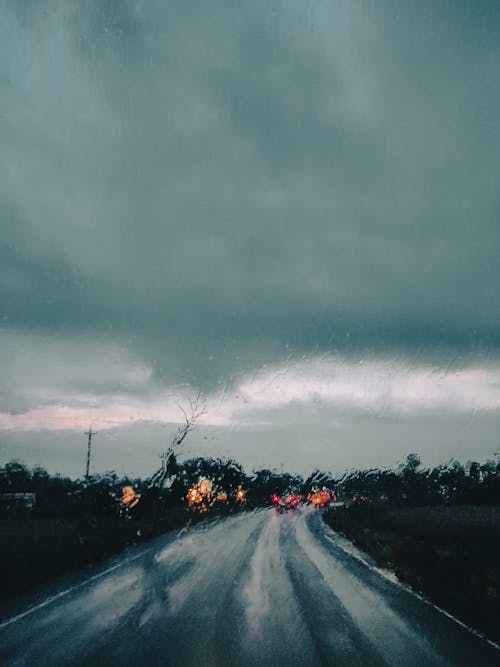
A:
1;452;499;522
336;453;500;506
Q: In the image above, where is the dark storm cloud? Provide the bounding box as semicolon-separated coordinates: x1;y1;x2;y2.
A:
1;0;500;403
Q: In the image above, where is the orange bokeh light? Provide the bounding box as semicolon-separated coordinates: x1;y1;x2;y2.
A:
308;489;330;507
121;485;141;508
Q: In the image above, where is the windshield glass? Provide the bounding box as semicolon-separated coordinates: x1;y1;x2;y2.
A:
1;2;500;664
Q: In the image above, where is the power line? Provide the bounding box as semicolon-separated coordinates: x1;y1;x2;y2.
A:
84;427;98;481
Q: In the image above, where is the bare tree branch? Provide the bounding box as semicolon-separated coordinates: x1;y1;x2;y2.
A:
147;395;206;490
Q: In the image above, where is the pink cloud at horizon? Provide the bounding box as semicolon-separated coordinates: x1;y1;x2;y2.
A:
1;358;500;432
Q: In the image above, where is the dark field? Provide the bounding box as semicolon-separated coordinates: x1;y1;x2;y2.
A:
0;511;188;612
323;504;500;644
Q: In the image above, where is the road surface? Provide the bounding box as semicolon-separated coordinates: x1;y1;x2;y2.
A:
0;507;498;666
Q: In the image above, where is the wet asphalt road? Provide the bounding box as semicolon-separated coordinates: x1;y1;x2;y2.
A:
0;507;498;666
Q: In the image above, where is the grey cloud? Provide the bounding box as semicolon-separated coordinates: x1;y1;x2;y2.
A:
1;0;500;451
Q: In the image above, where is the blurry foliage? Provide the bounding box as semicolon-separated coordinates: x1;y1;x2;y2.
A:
335;453;500;506
1;452;500;523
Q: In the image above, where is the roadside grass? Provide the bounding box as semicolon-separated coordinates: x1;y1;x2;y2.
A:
0;510;189;607
0;504;248;611
323;504;500;644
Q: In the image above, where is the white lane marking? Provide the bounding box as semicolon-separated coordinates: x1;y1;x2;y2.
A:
323;533;500;653
0;544;156;631
0;511;265;634
296;513;437;667
0;517;258;630
0;511;264;632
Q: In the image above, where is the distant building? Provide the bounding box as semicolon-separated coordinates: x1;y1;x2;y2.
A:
0;492;37;513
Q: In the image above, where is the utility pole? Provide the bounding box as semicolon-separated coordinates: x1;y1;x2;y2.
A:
84;427;97;481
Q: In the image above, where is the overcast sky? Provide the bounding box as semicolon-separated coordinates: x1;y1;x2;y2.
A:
1;1;500;477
